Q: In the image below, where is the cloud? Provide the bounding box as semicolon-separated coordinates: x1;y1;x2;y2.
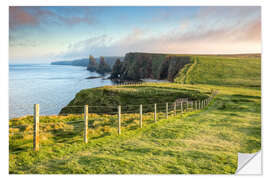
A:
56;13;261;59
57;35;113;59
9;7;96;30
172;18;261;44
197;6;260;20
9;7;39;29
9;39;38;47
234;18;261;42
56;16;93;26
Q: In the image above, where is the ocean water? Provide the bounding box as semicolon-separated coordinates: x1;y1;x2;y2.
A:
9;64;113;119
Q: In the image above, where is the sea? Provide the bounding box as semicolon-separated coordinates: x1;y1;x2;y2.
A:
9;64;114;119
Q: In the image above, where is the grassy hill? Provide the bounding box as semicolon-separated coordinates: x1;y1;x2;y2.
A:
175;55;261;88
9;54;261;174
59;83;209;115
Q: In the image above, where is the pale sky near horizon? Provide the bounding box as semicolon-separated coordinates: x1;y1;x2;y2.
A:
9;6;261;63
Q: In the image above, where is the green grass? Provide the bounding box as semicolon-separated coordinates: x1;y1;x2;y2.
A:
175;56;261;88
59;83;209;114
9;83;261;174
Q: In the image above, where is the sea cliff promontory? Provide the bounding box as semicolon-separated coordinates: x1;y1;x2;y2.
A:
110;52;191;82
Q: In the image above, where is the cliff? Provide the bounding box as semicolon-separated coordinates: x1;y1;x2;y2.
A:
51;58;88;66
51;56;123;68
87;56;112;74
96;56;112;74
87;56;98;71
110;52;191;82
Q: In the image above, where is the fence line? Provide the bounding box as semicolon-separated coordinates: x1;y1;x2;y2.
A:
9;90;218;152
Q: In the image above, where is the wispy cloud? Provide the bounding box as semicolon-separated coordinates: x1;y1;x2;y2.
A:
57;13;261;59
9;7;96;30
58;35;113;59
9;7;40;29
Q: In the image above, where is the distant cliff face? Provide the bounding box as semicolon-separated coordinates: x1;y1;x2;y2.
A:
87;56;124;74
51;56;123;68
96;56;112;74
87;56;98;71
110;52;191;82
51;58;88;66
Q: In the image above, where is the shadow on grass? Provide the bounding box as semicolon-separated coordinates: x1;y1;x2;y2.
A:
232;94;261;99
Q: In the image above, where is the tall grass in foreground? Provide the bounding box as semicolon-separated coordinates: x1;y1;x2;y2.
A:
9;111;175;153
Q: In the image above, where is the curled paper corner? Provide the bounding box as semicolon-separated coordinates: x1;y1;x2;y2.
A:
236;150;262;175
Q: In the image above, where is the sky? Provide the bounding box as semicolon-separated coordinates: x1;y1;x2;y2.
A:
9;6;261;63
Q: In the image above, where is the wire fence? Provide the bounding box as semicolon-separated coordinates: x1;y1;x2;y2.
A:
9;90;218;154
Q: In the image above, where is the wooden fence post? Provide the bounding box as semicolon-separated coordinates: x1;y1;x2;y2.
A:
33;104;39;151
118;105;121;134
140;104;143;128
174;102;176;115
84;105;88;143
202;100;204;108
181;102;183;113
154;103;157;122
166;103;168;119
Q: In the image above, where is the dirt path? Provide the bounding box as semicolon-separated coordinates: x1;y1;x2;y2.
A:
182;57;198;84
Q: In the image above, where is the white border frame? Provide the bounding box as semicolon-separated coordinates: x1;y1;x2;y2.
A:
1;0;269;179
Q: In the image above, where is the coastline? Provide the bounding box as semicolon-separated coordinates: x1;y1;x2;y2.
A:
9;64;114;119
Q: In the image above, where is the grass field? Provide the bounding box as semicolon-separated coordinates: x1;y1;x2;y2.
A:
175;55;261;88
9;54;261;174
9;83;260;174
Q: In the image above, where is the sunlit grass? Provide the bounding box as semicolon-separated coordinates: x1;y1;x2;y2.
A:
175;56;261;88
9;83;260;174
